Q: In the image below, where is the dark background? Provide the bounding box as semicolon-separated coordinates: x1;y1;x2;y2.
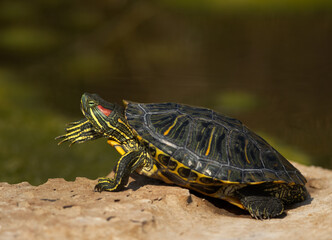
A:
0;0;331;185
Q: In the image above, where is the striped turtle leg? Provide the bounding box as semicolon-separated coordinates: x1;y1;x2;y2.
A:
56;119;102;146
261;184;309;205
237;183;308;219
94;150;145;192
235;184;285;219
240;195;284;220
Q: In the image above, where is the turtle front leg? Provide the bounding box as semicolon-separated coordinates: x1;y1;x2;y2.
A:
94;150;145;192
56;119;102;146
240;195;284;220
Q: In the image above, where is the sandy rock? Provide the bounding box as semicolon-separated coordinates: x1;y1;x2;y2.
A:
0;163;331;240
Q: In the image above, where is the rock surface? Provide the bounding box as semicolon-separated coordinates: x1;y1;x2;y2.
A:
0;163;331;240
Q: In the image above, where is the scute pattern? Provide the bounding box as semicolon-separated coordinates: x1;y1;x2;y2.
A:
125;102;306;185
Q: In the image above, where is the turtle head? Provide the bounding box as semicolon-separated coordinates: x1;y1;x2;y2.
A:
80;93;124;135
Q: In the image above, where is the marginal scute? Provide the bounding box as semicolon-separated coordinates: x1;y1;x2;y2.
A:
159;169;187;186
178;167;191;178
216;166;242;183
188;171;198;181
168;159;178;170
158;154;170;166
173;150;198;170
276;171;293;183
199;177;215;184
202;163;220;178
243;171;265;183
262;171;279;182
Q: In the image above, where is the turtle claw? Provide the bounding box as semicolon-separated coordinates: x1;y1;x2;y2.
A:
55;136;70;146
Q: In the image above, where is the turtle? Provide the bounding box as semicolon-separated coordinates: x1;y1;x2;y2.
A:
56;93;308;219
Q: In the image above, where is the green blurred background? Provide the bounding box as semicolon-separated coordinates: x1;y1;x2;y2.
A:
0;0;331;185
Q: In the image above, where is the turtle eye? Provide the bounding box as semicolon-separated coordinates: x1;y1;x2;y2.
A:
88;100;96;107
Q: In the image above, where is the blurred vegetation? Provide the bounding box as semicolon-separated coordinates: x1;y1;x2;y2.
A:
161;0;332;13
0;0;331;185
0;69;118;185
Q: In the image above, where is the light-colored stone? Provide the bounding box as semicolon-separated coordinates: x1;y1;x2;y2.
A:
0;163;331;240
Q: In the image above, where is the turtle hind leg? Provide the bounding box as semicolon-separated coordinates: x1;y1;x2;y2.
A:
263;183;309;205
236;183;308;219
240;195;284;219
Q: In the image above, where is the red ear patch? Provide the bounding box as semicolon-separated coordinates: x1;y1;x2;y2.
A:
97;105;112;116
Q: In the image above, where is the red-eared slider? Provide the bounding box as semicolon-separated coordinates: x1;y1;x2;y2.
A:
56;93;308;219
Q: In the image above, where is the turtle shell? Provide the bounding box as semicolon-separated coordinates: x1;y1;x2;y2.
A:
125;102;306;185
